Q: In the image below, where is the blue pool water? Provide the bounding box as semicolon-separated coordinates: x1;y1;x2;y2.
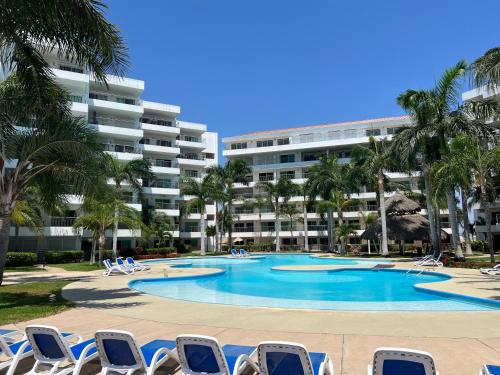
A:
129;254;500;311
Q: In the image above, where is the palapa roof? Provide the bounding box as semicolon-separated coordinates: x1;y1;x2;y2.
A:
385;191;421;216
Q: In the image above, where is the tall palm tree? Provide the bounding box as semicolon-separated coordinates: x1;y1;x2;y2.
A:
472;46;500;88
299;186;310;252
359;211;378;254
352;137;396;256
10;199;43;251
243;194;268;243
0;80;101;284
101;154;152;259
305;154;349;252
146;212;175;248
0;0;128;98
73;196;143;265
181;176;213;256
280;202;301;248
258;177;299;252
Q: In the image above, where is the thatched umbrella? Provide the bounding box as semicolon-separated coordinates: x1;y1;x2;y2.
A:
385;191;421;216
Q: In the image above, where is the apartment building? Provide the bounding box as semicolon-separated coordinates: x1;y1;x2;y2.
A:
8;53;218;252
462;85;500;250
222;116;449;250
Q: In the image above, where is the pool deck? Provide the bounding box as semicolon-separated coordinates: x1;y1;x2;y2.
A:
2;256;500;374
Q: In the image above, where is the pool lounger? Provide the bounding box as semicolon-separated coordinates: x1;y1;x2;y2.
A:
126;257;151;271
96;330;178;375
256;341;333;375
368;347;439;375
103;259;132;276
480;264;500;275
0;329;77;375
239;249;250;257
481;364;500;375
25;325;97;375
176;334;258;375
230;249;241;257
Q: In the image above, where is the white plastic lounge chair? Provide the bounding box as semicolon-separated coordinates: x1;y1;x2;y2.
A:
176;334;258;375
239;249;249;257
418;253;443;268
230;249;240;258
413;254;432;266
95;330;178;375
25;325;97;375
368;347;439;375
0;329;76;375
102;259;132;276
116;258;136;273
480;264;500;275
0;329;21;340
481;364;500;375
126;257;151;271
256;341;333;375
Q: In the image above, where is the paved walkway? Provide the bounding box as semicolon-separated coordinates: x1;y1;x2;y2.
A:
3;266;98;285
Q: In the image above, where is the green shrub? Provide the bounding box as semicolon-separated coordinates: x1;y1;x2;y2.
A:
471;240;488;253
45;250;84;264
6;252;37;267
247;242;274;252
145;247;176;255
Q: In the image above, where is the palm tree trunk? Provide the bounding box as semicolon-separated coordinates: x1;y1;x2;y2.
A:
337;209;345;254
447;191;464;259
0;213;12;286
258;211;263;243
424;170;440;251
480;183;495;263
200;214;206;256
461;188;472;256
275;200;281;252
214;203;220;252
228;202;233;250
90;234;96;265
112;208;118;260
378;174;389;256
290;217;294;248
98;228;106;266
327;207;334;252
303;202;309;252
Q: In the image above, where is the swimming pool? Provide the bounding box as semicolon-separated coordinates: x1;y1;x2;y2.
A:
129;254;500;311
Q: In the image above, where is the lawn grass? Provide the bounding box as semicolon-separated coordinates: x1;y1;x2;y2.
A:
0;281;73;325
5;266;47;272
50;263;102;271
465;255;500;263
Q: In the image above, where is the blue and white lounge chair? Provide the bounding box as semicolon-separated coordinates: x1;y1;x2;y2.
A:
95;330;178;375
103;259;132;276
126;257;151;271
176;334;258;375
481;364;500;375
0;329;76;375
116;258;136;273
230;249;240;257
25;325;97;375
256;341;333;375
0;329;21;340
480;264;500;275
368;347;439;375
239;249;249;257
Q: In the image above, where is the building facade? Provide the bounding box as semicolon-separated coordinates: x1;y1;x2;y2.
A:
8;53;218;252
222;116;450;250
462;85;500;250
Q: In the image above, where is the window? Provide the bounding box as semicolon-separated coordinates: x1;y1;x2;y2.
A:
184;222;200;232
261;222;275;232
365;129;381;136
69;95;83;103
230;142;247;150
259;173;274;182
156;139;172;147
184;170;199;177
156;178;176;188
89;92;108;101
116;97;135;105
338;151;351;159
257;139;273;148
184;135;200;142
280;154;295;163
155;159;172;167
155;199;173;209
256;154;275;165
277;138;290;145
205;153;215;159
387;127;402;135
302;152;321;161
59;65;83;73
299;133;314;143
302;168;310;179
280;170;295;179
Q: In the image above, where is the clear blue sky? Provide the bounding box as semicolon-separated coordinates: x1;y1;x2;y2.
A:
105;0;500;140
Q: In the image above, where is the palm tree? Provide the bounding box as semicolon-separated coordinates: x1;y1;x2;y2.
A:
0;80;101;284
73;196;143;265
359;211;378;254
305;154;349;252
280;203;301;248
146;212;174;248
243;194;267;243
10;199;43;251
352;137;396;256
101;154;152;260
0;0;128;98
298;186;310;252
472;46;500;88
181;176;213;256
336;224;355;253
258;177;299;252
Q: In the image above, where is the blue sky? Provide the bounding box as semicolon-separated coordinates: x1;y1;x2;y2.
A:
106;0;500;141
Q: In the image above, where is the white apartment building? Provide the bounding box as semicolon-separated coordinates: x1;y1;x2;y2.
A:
462;85;500;250
222;116;450;250
8;53;218;252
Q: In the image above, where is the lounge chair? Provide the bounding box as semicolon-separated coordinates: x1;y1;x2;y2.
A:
239;249;249;257
102;259;132;276
480;264;500;275
481;364;500;374
256;341;333;375
368;347;439;375
126;257;151;271
417;253;443;268
25;325;97;375
176;334;258;375
95;330;178;375
116;258;136;273
0;329;76;375
230;249;240;257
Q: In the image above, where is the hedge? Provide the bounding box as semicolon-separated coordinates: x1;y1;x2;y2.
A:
145;247;176;255
6;252;37;267
44;250;84;264
471;240;488;253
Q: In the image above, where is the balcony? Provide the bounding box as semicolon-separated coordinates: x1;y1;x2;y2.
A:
177;153;206;167
142;100;180;116
90;123;143;141
142;122;180;136
154;202;180;217
50;217;76;227
103;144;143;161
88;93;143;117
140;143;180;155
51;67;89;86
176;137;205;150
178;120;206;133
143;180;180;196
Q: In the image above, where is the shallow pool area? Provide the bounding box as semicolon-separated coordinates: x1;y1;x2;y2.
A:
130;254;500;311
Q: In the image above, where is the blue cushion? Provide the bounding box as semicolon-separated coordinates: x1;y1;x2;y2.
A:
309;352;327;375
222;344;256;373
102;338;137;366
382;359;426;375
8;340;32;356
0;329;15;336
33;334;65;359
70;339;96;360
486;365;500;375
141;339;176;367
184;344;220;373
266;351;304;375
